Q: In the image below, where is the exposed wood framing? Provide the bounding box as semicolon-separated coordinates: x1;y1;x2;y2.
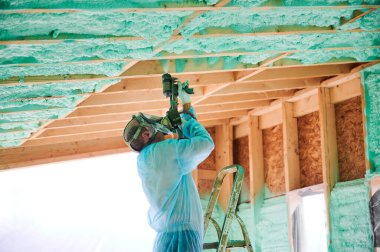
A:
215;123;234;212
319;87;339;238
0;136;129;170
282;102;300;192
259;108;282;129
247;114;265;210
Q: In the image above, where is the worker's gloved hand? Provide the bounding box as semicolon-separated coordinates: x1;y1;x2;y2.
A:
178;81;192;105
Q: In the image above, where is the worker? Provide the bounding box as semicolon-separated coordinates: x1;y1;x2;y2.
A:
123;81;215;252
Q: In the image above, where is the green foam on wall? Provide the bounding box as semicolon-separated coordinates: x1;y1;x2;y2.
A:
181;8;358;37
330;179;373;252
361;63;380;172
0;139;27;148
0;61;127;80
0;121;44;133
0;11;193;40
0;131;32;141
255;196;290;252
0;108;73;123
163;32;380;54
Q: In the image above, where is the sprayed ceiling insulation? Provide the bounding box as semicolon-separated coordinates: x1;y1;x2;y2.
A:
0;0;379;149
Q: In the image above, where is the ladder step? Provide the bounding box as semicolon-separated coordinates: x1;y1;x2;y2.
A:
203;240;247;249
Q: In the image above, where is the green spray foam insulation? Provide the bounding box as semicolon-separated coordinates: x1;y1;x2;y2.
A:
339;8;380;31
0;0;217;9
329;179;373;252
228;0;380;7
180;8;362;37
0;11;193;40
0;61;127;80
361;63;380;172
163;32;380;54
0;39;160;65
255;195;290;252
0;79;120;147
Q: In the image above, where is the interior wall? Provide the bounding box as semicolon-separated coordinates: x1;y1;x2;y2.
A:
233;136;250;203
262;124;285;195
335;96;366;181
297;111;323;188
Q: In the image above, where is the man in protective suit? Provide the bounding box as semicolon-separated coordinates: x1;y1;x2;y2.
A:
123;82;214;252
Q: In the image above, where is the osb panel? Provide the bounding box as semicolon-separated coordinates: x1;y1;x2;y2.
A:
297;111;323;187
263;124;285;194
233;136;250;203
198;179;214;197
335;96;366;181
199;127;216;171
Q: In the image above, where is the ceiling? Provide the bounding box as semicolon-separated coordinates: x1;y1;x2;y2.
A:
0;0;379;168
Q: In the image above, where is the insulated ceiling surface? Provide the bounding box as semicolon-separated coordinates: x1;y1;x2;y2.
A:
0;0;379;167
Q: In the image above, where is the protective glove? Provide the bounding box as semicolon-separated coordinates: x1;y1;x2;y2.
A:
178;81;192;105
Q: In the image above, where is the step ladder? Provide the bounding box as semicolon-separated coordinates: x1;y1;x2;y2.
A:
203;164;254;252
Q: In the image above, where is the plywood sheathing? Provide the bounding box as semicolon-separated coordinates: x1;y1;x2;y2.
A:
335;96;366;181
263;124;285;195
233;136;250;203
297;111;323;188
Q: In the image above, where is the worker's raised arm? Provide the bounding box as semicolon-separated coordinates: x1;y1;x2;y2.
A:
174;81;215;175
175;110;214;175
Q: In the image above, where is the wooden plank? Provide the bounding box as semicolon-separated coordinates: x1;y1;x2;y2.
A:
234;121;249;139
282;102;300;192
293;93;319;117
196;100;270;114
198;169;217;180
259;108;282;129
248;115;265;204
215;123;234;212
0;136;129;170
330;77;361;104
247;63;354;82
79;87;204;106
319;87;339;238
215;78;321;95
200;90;295;105
319;87;339;191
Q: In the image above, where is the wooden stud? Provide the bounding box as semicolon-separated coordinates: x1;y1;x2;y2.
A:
330;77;361;104
248;114;265;204
234;121;249;139
215;123;234;212
259;108;282;129
318;87;339;238
293;93;319;117
282;102;300;192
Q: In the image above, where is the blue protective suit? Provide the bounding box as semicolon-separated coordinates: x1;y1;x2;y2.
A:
137;108;214;252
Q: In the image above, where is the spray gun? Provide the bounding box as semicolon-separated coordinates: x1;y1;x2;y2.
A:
161;73;194;136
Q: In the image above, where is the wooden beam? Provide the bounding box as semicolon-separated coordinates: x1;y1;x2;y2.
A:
0;136;129;170
234;121;249;139
199;90;295;105
330;77;361;104
259;108;282;129
248;114;265;205
246;63;354;82
215;123;234;212
319;87;339;238
215;78;321;95
196;100;270;114
282;102;300;192
198;169;217;180
293;93;319;117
